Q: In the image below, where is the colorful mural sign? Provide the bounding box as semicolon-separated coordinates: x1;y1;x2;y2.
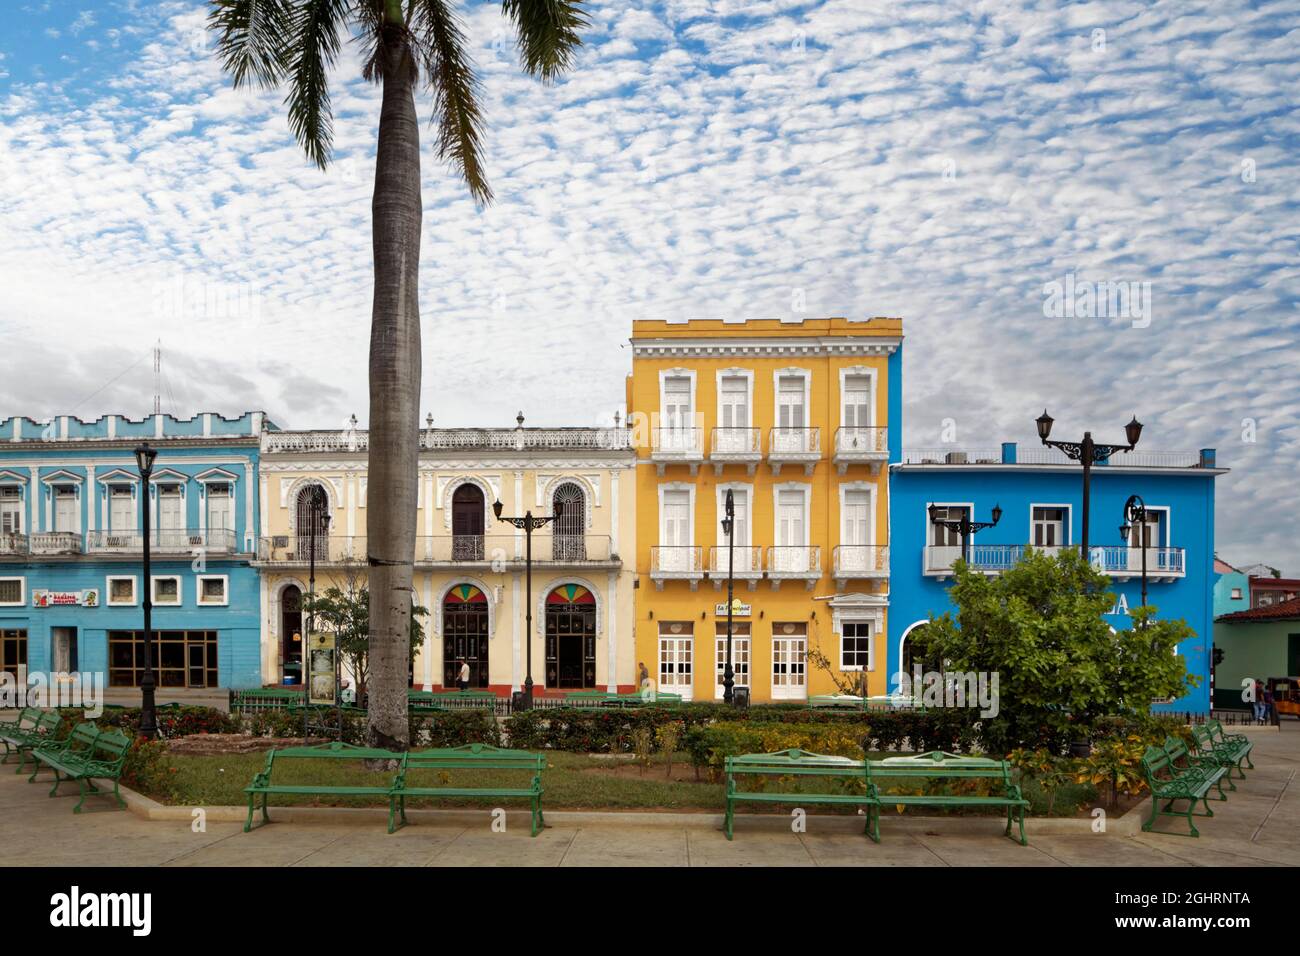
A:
31;589;99;608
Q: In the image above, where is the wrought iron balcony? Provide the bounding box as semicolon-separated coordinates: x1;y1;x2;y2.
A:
833;545;889;585
651;427;704;474
417;534;615;565
708;545;763;588
254;534;618;567
1093;546;1185;580
924;544;1026;578
650;546;704;589
710;427;761;474
768;427;821;474
766;545;822;588
833;427;888;473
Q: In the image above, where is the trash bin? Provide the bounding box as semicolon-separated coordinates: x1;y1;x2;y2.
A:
511;690;527;713
733;686;751;708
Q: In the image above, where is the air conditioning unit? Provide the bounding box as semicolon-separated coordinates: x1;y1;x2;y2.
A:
273;535;289;548
189;534;204;547
945;451;968;464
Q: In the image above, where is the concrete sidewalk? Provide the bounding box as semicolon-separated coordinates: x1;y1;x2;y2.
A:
2;724;1295;867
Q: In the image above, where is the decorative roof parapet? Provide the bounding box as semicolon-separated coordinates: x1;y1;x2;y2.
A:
263;427;632;455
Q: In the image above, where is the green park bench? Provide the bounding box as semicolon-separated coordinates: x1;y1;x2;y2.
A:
1164;734;1233;796
1139;739;1229;838
243;741;406;832
389;743;547;836
1190;723;1251;781
0;707;42;762
423;690;497;710
31;723;131;813
407;691;446;712
8;711;65;774
1205;719;1254;777
565;691;683;708
724;749;871;840
864;751;1030;845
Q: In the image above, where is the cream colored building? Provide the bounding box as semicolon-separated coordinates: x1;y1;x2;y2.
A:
254;419;637;694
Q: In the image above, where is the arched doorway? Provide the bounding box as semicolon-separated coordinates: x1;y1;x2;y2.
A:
545;584;596;688
281;585;303;684
552;482;586;560
443;584;489;687
896;621;930;694
452;484;485;560
294;485;330;558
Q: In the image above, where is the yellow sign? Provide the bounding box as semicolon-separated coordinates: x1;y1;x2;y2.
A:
715;600;751;617
307;632;337;705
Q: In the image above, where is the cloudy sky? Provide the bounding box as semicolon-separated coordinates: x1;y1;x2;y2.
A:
0;0;1296;570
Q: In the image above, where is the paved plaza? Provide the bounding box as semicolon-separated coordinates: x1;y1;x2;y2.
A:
3;724;1295;867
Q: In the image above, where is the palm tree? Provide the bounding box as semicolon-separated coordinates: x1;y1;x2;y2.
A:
209;0;587;750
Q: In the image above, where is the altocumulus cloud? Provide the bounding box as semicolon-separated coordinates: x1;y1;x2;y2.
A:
0;0;1296;568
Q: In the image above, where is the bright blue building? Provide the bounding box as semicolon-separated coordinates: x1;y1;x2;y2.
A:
0;412;275;692
886;442;1224;714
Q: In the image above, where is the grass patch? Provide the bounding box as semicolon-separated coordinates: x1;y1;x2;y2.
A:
142;749;1099;817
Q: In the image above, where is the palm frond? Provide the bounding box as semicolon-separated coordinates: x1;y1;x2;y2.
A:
208;0;296;89
500;0;587;82
284;0;354;169
413;0;492;204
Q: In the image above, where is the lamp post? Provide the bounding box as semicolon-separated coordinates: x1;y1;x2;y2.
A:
493;498;564;710
720;490;736;704
927;502;1002;564
133;443;158;740
1119;493;1150;618
1036;410;1142;557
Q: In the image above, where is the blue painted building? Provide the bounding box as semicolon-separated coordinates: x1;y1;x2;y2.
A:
886;442;1224;714
0;412;275;692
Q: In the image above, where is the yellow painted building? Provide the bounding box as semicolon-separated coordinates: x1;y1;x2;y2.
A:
253;420;638;694
626;318;902;702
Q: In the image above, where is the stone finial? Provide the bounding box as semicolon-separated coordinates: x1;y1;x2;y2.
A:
516;411;525;429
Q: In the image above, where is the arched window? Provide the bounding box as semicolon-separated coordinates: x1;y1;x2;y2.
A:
452;484;485;561
294;485;330;558
544;584;596;688
281;585;303;684
552;482;586;561
443;584;489;687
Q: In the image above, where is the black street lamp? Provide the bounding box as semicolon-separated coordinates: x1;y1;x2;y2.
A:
720;490;736;704
1119;493;1150;618
133;442;158;739
1036;410;1142;557
928;502;1002;564
493;497;564;710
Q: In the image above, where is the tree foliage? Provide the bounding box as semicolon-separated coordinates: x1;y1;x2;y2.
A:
302;580;427;700
908;547;1196;754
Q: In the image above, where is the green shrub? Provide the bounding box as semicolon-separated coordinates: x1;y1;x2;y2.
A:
685;721;869;773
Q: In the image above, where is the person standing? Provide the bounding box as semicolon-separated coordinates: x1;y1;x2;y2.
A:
457;659;471;692
1253;680;1267;722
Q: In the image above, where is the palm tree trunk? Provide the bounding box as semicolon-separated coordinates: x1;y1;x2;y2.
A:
365;30;421;752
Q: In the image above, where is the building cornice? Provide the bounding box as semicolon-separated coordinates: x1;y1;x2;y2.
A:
629;336;902;359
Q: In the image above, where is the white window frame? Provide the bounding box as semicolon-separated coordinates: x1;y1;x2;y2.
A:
838;366;878;429
196;574;229;607
658;368;698;431
658;482;696;547
925;501;973;547
770;625;808;700
714;629;751;699
0;484;24;536
771;367;812;429
151;575;183;607
1127;505;1170;548
657;623;694;700
714;368;754;430
839;619;874;672
106;575;138;607
839;482;876;547
772;482;812;547
0;576;25;608
49;482;82;535
1029;503;1072;548
107;483;137;533
715;483;753;549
